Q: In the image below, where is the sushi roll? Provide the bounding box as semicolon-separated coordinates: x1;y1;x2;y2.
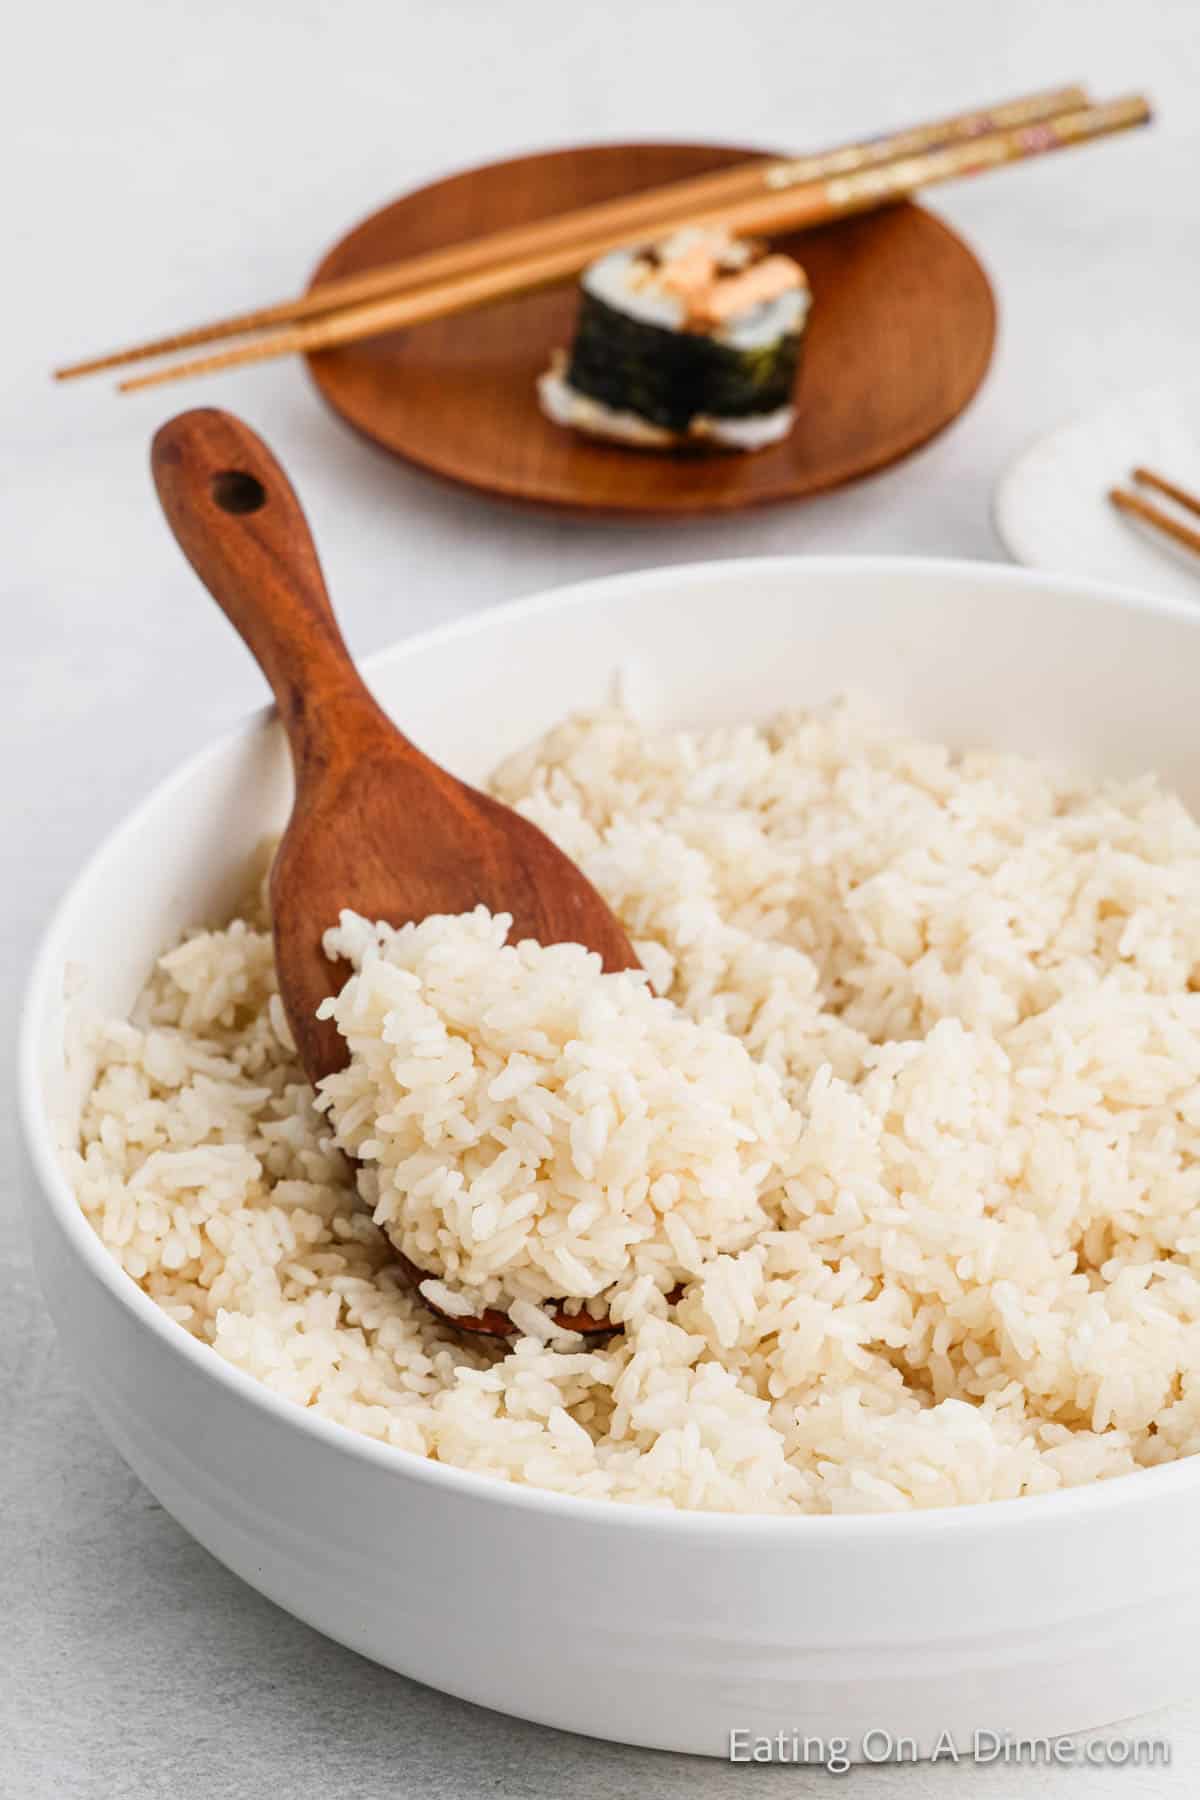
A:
538;227;810;452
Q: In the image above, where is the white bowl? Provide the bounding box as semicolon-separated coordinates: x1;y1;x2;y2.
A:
20;556;1200;1761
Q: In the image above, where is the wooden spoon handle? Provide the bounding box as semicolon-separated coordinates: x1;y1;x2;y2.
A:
151;407;388;780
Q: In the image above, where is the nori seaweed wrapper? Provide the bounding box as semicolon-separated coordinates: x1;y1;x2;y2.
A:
565;290;802;434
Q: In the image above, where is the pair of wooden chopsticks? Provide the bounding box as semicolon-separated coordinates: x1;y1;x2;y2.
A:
55;85;1150;396
1110;469;1200;562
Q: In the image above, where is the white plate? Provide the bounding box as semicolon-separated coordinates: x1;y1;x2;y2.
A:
994;383;1200;602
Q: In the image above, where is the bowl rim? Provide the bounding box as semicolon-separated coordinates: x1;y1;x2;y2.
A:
21;550;1200;1540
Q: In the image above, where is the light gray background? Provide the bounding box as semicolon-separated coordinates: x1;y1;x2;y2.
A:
5;2;1199;1794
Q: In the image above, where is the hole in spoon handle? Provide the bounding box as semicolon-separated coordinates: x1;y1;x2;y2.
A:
211;468;268;515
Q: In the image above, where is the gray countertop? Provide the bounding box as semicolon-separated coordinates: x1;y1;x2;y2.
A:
6;1;1200;1792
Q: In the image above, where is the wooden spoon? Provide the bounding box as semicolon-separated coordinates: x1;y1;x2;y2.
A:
151;407;639;1338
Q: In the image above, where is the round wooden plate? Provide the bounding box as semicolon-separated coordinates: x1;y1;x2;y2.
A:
307;142;997;517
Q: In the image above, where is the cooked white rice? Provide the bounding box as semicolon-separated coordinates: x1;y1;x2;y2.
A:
70;699;1200;1514
316;908;792;1318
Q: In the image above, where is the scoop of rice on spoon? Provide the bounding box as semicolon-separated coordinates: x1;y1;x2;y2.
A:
151;407;642;1338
